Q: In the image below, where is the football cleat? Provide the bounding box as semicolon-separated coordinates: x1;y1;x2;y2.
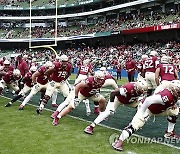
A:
36;108;42;114
19;105;24;110
5;102;12;107
51;111;59;119
164;131;180;140
52;117;59;126
84;126;94;135
94;107;100;115
112;139;123;151
51;104;58;108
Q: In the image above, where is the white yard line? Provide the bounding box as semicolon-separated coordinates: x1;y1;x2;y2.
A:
1;95;180;150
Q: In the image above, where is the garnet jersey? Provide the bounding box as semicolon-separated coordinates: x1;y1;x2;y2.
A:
147;89;177;114
143;56;158;73
78;64;92;75
104;72;113;80
17;59;29;77
51;62;72;82
80;76;105;97
37;66;48;85
117;83;143;104
2;71;14;84
2;65;14;72
125;59;136;74
157;63;176;81
137;60;143;73
24;72;33;87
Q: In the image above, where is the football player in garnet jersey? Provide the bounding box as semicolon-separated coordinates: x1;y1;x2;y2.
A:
84;79;147;135
18;61;55;110
0;69;21;95
154;55;179;94
143;50;159;96
75;59;94;116
112;80;180;152
5;66;37;107
51;71;106;126
36;55;72;114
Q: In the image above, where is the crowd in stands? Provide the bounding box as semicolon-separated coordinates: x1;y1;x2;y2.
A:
0;11;179;39
2;40;180;70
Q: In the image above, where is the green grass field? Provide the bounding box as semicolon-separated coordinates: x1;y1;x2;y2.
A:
0;75;180;154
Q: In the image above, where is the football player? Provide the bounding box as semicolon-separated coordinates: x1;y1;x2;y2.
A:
84;79;147;135
36;55;72;114
51;70;106;126
143;50;159;96
5;66;37;107
0;69;21;95
154;55;179;93
112;80;180;151
18;61;53;110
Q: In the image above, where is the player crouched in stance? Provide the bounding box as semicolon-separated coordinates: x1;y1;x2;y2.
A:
0;69;21;95
111;80;180;152
5;66;37;107
84;79;148;135
51;70;106;126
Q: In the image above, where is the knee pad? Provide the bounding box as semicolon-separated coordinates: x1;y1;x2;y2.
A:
167;116;178;124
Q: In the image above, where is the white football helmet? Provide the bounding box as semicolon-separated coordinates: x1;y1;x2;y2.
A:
83;59;90;65
94;70;105;80
3;60;10;65
45;61;53;68
161;56;169;64
13;69;21;76
170;80;180;96
32;58;36;62
100;67;106;72
141;55;148;60
150;51;158;56
30;66;37;72
60;55;68;62
137;79;148;91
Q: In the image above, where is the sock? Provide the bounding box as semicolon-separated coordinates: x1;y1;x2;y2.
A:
51;91;58;104
119;130;130;141
91;122;96;127
40;104;44;110
167;122;175;132
21;93;34;106
84;99;91;112
11;94;23;103
93;110;110;125
94;105;99;108
57;101;69;112
57;114;61;119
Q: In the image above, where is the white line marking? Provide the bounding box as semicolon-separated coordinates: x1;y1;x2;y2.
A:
1;95;180;150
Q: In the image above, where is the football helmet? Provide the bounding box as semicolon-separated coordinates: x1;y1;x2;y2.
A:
161;56;169;64
3;60;10;65
83;59;90;65
150;51;158;56
141;55;148;60
30;66;37;72
13;69;21;76
169;80;180;96
136;79;148;92
45;61;53;68
60;55;68;62
100;67;106;72
32;58;36;62
95;70;105;80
